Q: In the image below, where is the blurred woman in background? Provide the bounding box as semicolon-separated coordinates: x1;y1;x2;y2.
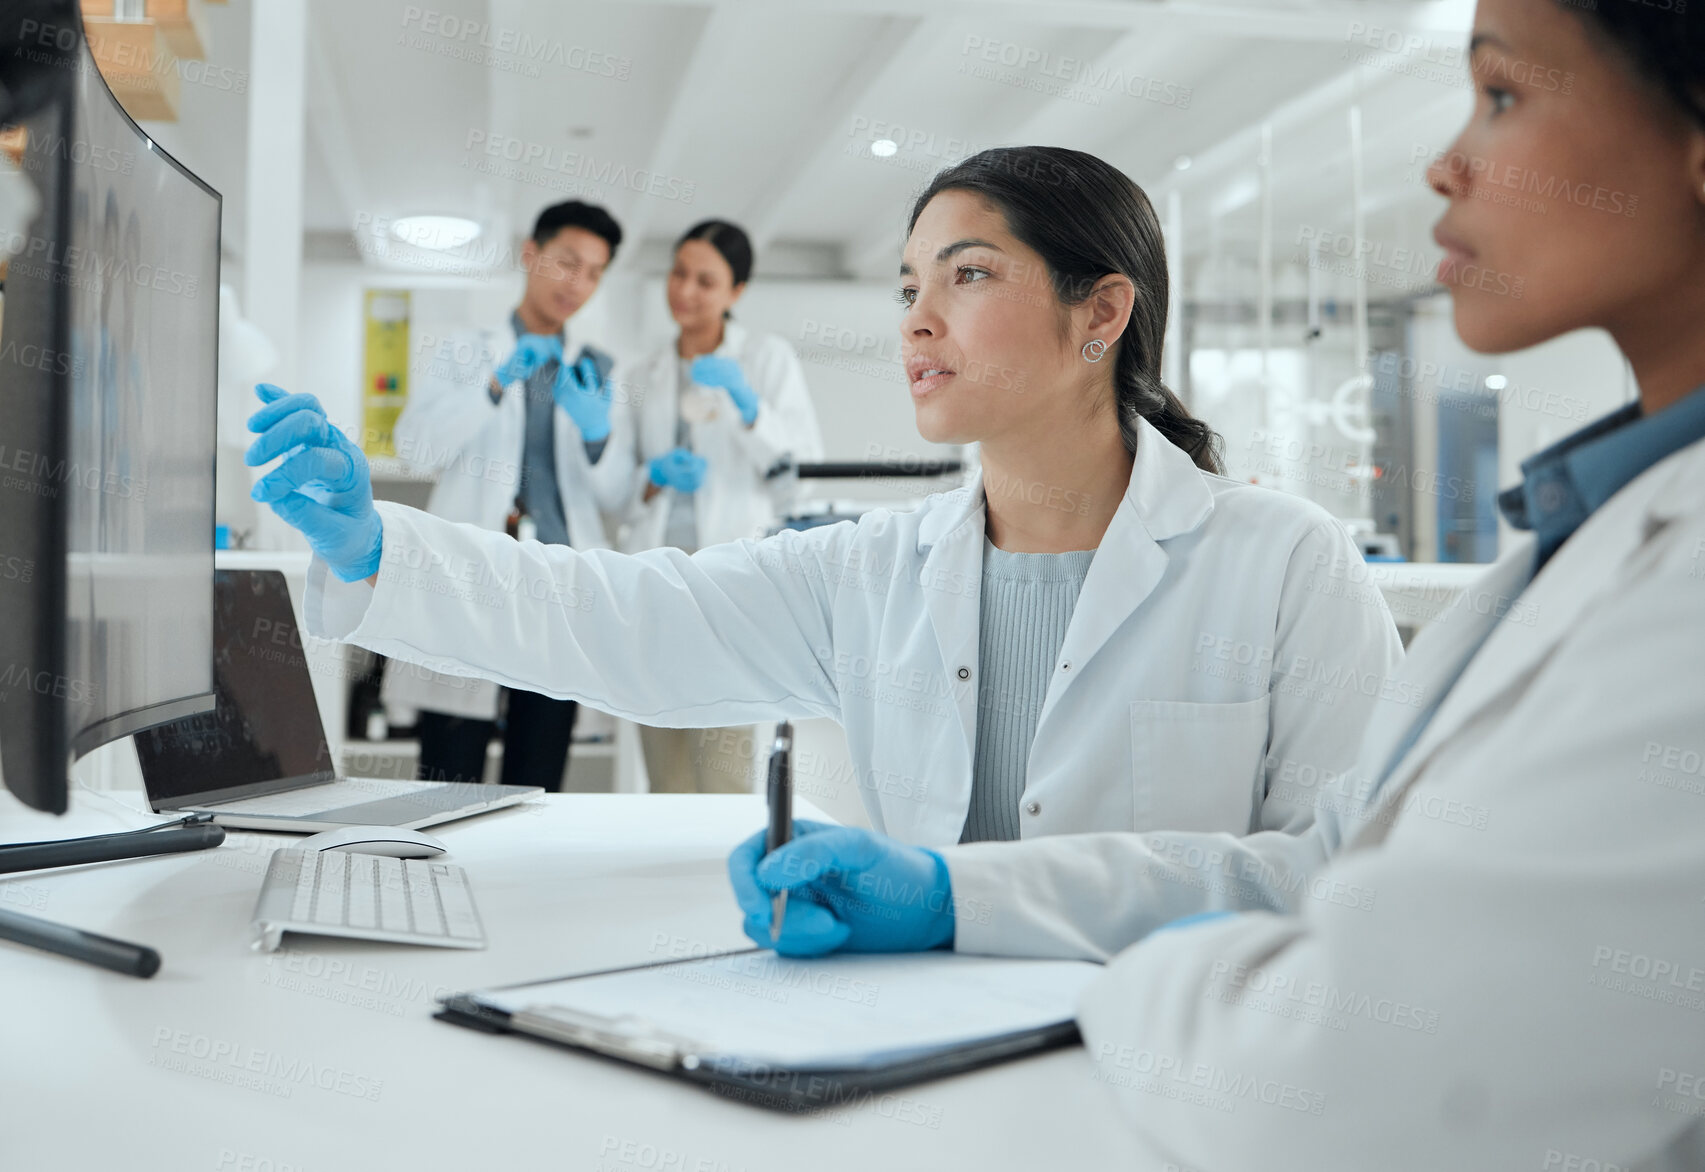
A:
611;219;823;793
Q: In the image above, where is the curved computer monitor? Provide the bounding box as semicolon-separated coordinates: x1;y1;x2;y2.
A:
0;4;219;813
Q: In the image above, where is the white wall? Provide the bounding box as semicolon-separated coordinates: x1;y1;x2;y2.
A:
299;260;483;439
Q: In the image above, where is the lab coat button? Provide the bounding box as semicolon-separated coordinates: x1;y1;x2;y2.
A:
1024;801;1040;816
957;666;971;680
1059;661;1071;672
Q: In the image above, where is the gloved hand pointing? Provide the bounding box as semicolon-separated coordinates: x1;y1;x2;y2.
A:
552;353;612;442
727;821;956;957
493;333;563;387
648;447;707;494
245;384;383;582
689;355;759;426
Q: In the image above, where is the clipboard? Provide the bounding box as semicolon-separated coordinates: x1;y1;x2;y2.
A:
435;949;1098;1111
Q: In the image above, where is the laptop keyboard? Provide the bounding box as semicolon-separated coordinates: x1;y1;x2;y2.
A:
200;780;441;817
304;784;521;825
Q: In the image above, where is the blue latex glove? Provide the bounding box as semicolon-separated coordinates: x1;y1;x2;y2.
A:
689;355;759;426
647;447;707;493
727;820;955;957
493;333;563;386
552;353;612;442
244;384;383;582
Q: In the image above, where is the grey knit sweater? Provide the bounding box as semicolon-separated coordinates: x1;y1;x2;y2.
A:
959;539;1096;843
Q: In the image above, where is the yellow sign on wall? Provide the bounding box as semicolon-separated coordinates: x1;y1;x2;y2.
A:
361;290;411;457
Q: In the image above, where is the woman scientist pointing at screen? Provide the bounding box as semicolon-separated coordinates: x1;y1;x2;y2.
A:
245;148;1402;858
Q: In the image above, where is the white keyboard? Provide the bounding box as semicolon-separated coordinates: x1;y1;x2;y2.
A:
251;847;487;951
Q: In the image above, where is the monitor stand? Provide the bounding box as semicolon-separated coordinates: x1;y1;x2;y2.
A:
0;818;225;977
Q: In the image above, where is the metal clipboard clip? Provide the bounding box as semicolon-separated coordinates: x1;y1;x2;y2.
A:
511;1005;705;1071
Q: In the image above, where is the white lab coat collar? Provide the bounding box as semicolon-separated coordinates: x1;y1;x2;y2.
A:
914;483;980;551
1645;433;1705;527
1424;435;1705;759
914;413;1219;765
1051;416;1216;721
1354;434;1705;849
712;318;749;358
661;318;750;371
915;413;1216;553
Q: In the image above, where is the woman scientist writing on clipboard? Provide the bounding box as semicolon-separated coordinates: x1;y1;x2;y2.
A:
245;148;1402;860
742;5;1705;1169
609;219;824;794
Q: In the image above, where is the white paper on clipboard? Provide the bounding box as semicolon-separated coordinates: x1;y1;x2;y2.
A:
469;952;1101;1071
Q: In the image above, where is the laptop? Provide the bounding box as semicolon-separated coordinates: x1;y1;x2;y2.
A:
135;569;542;832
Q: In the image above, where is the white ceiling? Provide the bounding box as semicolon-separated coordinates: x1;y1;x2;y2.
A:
152;0;1483;297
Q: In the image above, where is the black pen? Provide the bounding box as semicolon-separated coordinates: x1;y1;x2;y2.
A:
764;721;793;943
0;907;161;978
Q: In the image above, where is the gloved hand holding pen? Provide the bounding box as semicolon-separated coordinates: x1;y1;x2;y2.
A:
726;821;956;957
244;383;384;583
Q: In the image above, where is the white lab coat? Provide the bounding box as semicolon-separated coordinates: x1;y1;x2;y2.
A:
378;313;632;720
610;319;822;552
945;435;1705;1170
307;414;1402;845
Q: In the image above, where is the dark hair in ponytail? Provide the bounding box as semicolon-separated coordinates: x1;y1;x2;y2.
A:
906;146;1222;474
675;219;754;321
1557;1;1703;127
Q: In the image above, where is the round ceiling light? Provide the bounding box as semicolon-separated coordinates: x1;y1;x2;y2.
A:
389;214;482;251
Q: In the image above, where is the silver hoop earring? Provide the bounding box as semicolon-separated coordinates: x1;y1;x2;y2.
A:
1082;339;1108;364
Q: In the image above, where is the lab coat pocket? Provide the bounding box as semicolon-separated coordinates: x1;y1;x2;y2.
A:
1129;696;1271;834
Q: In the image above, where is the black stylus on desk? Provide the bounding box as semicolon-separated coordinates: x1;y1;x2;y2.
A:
0;819;225;875
0;815;224;977
0;907;160;977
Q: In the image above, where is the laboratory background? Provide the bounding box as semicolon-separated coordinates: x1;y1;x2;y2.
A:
26;0;1620;812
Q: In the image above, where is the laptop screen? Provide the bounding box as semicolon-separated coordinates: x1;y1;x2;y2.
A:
135;569;336;807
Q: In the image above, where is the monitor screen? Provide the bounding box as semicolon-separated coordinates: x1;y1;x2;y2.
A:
62;33;219;755
134;570;335;808
0;14;218;812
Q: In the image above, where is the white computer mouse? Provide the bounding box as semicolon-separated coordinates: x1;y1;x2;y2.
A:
296;825;448;859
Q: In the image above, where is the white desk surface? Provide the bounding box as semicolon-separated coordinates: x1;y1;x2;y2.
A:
0;792;1131;1171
